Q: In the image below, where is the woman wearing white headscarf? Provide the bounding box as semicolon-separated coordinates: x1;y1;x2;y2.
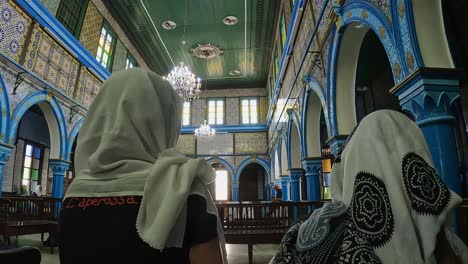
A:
272;110;467;263
59;68;226;264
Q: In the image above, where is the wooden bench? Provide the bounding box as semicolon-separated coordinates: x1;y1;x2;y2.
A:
216;201;322;264
0;196;61;252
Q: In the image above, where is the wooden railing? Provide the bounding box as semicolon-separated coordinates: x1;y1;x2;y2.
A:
0;195;62;221
215;201;323;230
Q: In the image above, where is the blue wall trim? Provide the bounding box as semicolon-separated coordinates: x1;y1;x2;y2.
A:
16;0;110;81
66;118;83;160
0;71;11;144
181;124;267;134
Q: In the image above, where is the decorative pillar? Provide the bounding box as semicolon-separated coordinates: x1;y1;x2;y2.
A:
0;143;13;197
280;175;291;201
49;159;70;198
326;135;348;156
232;181;239;201
289;168;303;202
392;68;463;195
302;157;322;201
269;182;275;200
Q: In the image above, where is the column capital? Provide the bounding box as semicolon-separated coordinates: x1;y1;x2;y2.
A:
302;157;322;174
0;142;13;164
49;159;71;174
391;68;462;125
288;168;303;181
280;175;291;184
326;135;348;156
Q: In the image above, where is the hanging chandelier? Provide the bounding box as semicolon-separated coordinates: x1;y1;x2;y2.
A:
164;62;201;102
194;120;216;140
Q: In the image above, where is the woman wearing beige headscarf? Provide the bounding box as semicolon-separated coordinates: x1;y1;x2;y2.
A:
272;110;467;263
59;68;226;264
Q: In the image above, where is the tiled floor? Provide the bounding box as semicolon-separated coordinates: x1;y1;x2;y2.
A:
2;235;278;264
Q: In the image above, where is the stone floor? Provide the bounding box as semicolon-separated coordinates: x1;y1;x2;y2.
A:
2;235;278;264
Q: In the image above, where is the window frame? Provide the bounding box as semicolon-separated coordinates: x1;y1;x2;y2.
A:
20;140;45;194
240;97;260;124
206;98;226;125
56;0;89;38
182;101;191;126
125;52;138;69
96;22;117;71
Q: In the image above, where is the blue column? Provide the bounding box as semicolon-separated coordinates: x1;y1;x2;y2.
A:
302;157;322;201
326;135;348;156
274;179;281;199
232;182;239;201
280;175;291;201
268;182;275;200
0;143;13;197
393;68;463;195
49;159;70;198
289;168;303;202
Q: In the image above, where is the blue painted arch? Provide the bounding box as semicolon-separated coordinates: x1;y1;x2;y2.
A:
327;1;406;136
0;73;11;144
286;109;303;169
235;156;271;183
302;77;330;157
206;157;236;182
8;91;68;159
66;118;83;161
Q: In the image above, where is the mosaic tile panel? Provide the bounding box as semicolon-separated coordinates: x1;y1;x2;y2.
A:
259;97;268;124
233;155;270;171
24;25;79;97
40;0;60;16
0;62;38;115
79;1;103;56
0;0;32;62
191;98;206;126
92;0;149;69
176;134;196;155
112;39;127;72
226;97;239;125
76;68;102;107
235;133;268;154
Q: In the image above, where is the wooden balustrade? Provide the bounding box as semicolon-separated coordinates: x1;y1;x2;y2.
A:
1;195;61;221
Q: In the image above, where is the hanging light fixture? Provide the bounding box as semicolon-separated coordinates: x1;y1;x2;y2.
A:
194;120;216;140
164;62;201;102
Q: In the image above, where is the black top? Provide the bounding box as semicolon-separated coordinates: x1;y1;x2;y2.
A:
276;189;283;199
59;195;218;264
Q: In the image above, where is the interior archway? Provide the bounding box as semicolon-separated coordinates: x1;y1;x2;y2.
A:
210;163;231;201
12;105;51;195
274;150;280;180
355;30;400;122
280;138;288;176
239;163;267;201
288;120;301;168
304;91;323;157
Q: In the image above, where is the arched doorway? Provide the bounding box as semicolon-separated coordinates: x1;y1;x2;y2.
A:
239;163;267;201
355;29;400;122
210;162;232;201
64;138;77;193
13;105;50;195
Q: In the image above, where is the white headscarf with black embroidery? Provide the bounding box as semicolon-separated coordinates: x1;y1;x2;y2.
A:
330;110;463;263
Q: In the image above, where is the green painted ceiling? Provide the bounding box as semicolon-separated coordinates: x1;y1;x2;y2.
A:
105;0;279;89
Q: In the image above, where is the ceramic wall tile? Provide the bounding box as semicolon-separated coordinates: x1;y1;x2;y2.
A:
0;0;32;62
79;1;103;56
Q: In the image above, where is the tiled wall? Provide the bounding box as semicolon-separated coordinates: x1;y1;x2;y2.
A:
40;0;60;16
112;40;127;72
79;1;103;56
190;88;268;126
24;25;80;98
0;0;32;63
176;134;196;155
235;133;268;154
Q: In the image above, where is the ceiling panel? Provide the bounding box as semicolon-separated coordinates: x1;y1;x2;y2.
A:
104;0;279;89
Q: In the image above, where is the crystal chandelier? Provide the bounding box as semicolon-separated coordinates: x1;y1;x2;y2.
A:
194;120;216;140
164;62;201;102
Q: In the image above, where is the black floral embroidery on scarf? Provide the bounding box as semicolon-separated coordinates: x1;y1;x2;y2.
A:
349;172;394;248
402;152;451;215
336;221;382;264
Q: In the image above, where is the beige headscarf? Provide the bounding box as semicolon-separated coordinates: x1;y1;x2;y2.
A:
330;110;463;263
64;68;226;260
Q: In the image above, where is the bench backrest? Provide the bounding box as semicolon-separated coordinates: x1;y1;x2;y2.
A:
0;196;61;221
216;201;322;231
